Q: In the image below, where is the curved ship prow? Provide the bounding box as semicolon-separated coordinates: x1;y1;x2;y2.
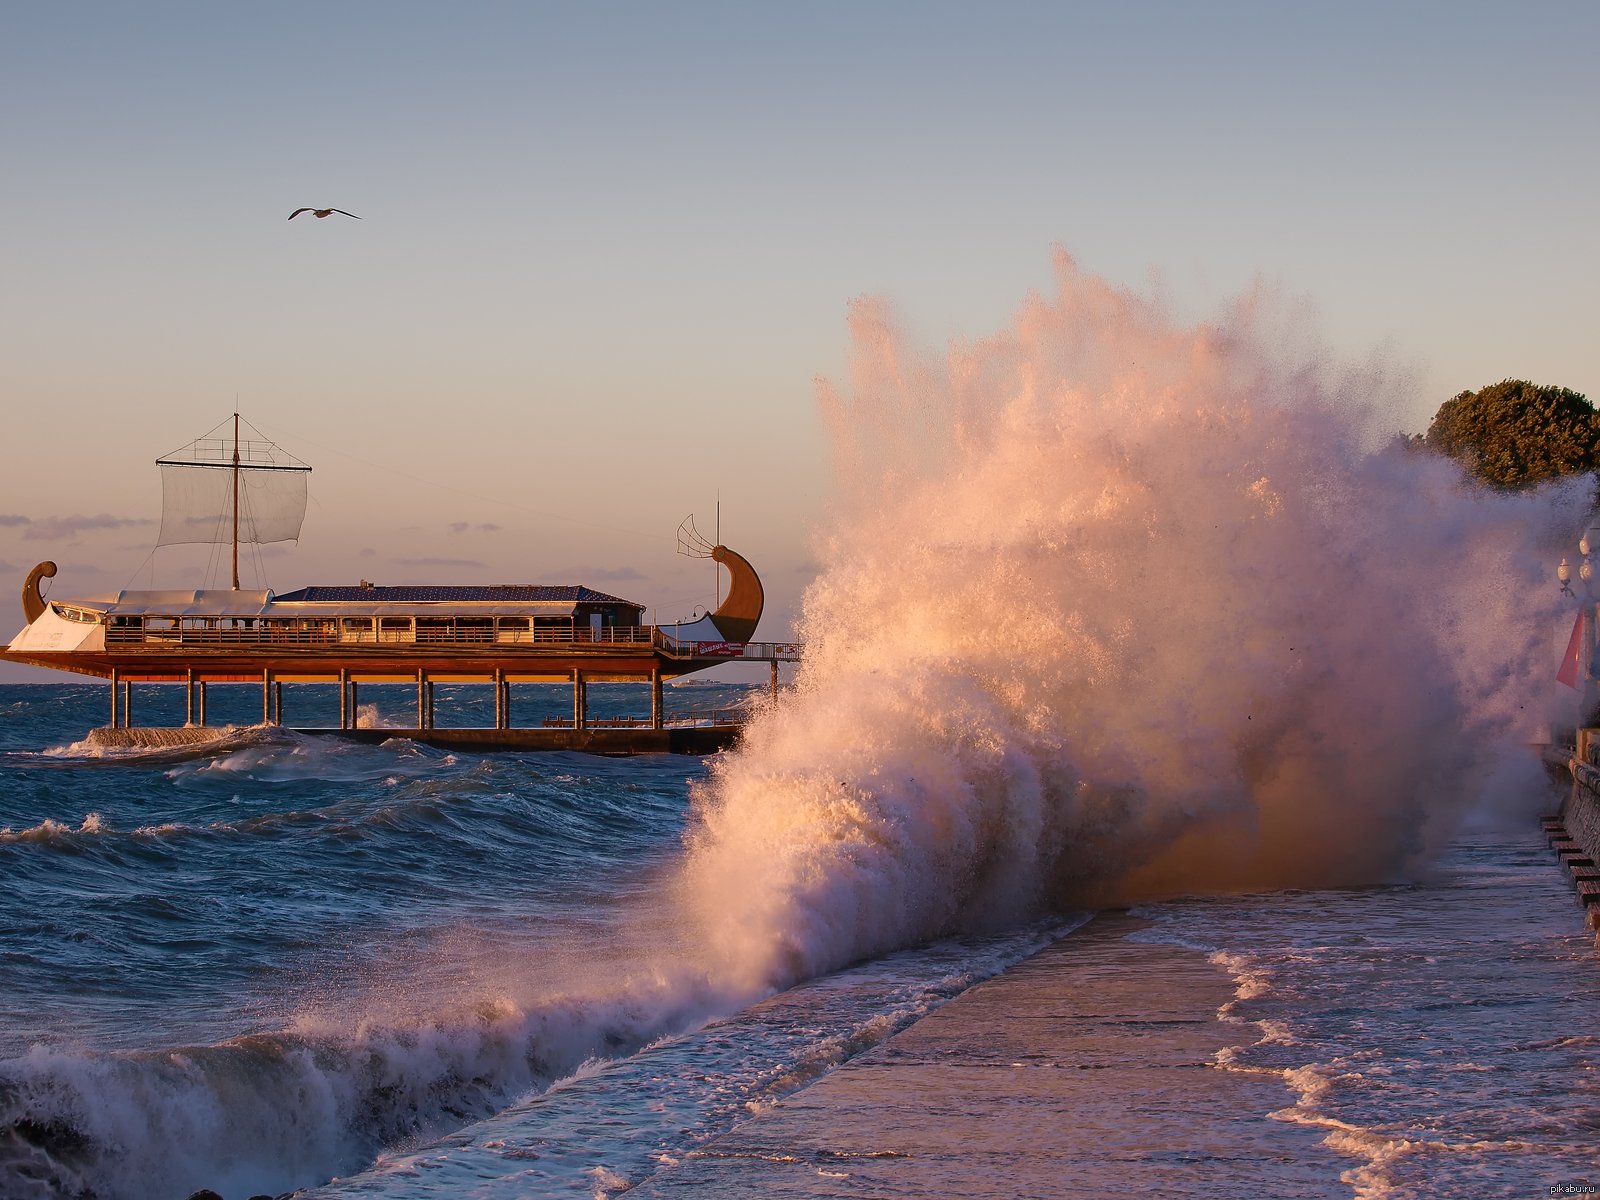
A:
659;544;766;646
23;561;57;624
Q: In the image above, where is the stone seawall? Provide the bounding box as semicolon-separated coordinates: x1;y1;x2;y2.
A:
1550;732;1600;942
1565;763;1600;866
1563;730;1600;866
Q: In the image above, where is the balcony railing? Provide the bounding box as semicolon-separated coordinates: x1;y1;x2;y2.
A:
105;622;660;648
97;618;804;660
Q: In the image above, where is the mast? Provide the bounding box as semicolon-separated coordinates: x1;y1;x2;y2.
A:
231;411;240;590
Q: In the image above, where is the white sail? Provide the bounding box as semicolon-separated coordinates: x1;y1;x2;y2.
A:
156;463;308;546
155;419;311;548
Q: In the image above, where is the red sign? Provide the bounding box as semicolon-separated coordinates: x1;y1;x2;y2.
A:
693;641;748;657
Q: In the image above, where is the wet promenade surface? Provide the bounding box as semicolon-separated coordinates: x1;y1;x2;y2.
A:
626;913;1342;1199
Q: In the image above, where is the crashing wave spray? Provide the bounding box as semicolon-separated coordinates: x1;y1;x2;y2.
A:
685;251;1584;990
0;978;728;1200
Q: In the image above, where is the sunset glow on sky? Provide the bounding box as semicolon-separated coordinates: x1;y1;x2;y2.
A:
3;2;1596;681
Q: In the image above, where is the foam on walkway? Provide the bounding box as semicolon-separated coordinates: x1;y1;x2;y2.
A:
626;912;1343;1198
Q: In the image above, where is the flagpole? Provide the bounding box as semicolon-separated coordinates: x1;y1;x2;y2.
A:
1585;602;1597;725
1559;526;1600;732
231;412;240;591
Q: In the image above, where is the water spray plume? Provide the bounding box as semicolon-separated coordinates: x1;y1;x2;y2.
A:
685;251;1586;991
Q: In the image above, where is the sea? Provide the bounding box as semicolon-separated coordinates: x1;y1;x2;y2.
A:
9;258;1600;1200
0;682;1074;1200
2;683;1599;1200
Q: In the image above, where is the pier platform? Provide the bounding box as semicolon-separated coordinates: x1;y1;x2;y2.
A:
625;913;1340;1198
306;725;737;754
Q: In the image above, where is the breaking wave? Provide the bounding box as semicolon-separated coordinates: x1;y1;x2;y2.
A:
0;980;727;1200
683;251;1584;991
0;813;110;845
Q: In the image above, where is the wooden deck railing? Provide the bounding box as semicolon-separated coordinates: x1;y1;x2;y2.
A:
99;619;803;660
105;623;661;648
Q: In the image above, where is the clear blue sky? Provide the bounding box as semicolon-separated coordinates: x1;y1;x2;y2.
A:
3;2;1596;680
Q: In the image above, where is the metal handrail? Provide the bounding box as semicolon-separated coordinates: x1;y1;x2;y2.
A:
539;706;749;729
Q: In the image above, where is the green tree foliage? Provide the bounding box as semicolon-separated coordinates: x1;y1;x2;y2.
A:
1423;379;1600;489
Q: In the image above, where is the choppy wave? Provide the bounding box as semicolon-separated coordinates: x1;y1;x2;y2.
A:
0;977;727;1200
32;724;287;767
0;733;494;853
0;917;1071;1200
308;923;1070;1199
0;792;516;851
0;813;111;845
0;691;747;1198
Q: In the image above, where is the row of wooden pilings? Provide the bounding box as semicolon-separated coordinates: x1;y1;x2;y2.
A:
104;666;676;732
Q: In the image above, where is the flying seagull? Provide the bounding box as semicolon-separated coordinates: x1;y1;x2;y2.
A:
288;207;361;220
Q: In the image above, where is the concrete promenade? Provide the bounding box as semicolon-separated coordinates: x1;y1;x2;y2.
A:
627;913;1341;1199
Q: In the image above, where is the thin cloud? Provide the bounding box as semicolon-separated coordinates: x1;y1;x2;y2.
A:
447;522;502;535
575;565;647;582
12;514;156;541
393;556;487;568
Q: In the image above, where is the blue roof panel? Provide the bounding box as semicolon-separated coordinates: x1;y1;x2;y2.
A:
274;584;644;606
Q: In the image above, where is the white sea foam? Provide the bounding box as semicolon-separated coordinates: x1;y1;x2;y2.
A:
682;252;1584;992
355;702;392;729
0;812;108;844
41;724;251;760
0;976;733;1200
1210;949;1271;1004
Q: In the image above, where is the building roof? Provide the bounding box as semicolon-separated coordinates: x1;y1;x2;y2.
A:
272;584;645;607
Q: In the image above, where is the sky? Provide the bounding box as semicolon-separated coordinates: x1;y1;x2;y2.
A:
2;1;1596;682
